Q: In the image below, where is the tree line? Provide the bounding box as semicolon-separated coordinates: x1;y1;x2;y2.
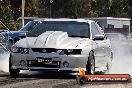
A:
0;0;132;30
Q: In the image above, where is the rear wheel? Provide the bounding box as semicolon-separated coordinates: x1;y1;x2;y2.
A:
105;63;110;74
86;52;95;74
105;52;113;74
76;76;86;85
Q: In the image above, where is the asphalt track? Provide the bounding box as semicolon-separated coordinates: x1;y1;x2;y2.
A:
0;73;79;88
0;73;131;88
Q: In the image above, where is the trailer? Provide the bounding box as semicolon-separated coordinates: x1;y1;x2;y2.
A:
104;28;129;37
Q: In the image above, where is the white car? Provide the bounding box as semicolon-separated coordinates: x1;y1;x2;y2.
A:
9;19;113;77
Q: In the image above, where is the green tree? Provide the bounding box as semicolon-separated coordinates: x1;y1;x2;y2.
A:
110;0;130;17
40;0;92;18
0;0;15;30
0;0;131;31
25;0;40;17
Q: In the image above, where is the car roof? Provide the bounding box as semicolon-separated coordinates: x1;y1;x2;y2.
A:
33;18;95;23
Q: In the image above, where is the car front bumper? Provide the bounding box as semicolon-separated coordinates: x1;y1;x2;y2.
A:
11;53;88;72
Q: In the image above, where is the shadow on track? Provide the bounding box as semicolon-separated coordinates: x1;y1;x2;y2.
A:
17;71;76;79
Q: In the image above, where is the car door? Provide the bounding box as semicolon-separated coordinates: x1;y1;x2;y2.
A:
95;22;112;57
91;22;107;68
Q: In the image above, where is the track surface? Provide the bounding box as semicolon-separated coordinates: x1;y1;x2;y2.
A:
0;73;131;88
0;73;79;88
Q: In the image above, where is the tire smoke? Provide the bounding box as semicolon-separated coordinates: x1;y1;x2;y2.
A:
110;43;132;74
0;52;10;72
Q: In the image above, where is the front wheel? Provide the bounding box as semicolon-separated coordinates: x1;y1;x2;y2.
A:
10;69;20;78
9;55;20;78
86;52;95;74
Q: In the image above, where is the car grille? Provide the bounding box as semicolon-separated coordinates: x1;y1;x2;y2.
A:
31;48;58;53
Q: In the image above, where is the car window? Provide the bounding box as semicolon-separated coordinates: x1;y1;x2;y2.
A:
95;23;104;34
28;21;90;38
20;21;38;31
91;22;102;38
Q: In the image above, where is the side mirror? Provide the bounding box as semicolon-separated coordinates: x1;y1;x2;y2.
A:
93;35;105;41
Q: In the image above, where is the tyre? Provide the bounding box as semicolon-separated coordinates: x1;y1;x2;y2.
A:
104;63;110;74
10;69;20;78
76;76;86;85
105;52;113;74
9;56;11;72
86;51;95;74
9;55;20;78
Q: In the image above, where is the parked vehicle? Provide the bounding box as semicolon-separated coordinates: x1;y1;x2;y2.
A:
9;19;113;77
105;28;129;37
0;20;40;50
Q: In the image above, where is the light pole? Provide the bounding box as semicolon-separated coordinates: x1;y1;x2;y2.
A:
22;0;25;27
49;0;53;18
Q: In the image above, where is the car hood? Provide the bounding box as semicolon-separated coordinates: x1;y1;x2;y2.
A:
15;31;91;49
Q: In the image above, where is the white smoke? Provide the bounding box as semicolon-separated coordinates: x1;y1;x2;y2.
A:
110;43;132;74
111;55;132;74
0;51;10;72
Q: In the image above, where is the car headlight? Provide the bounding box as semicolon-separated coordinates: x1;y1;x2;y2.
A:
59;49;82;55
11;47;29;54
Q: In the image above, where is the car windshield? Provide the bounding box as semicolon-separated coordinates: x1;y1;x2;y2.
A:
28;21;90;38
20;21;38;31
